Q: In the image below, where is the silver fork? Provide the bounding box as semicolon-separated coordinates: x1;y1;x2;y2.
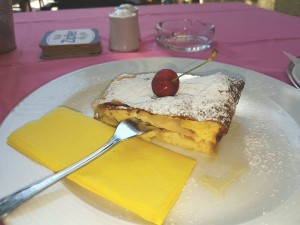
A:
0;119;145;219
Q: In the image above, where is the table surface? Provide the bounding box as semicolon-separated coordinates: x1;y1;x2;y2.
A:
1;2;300;125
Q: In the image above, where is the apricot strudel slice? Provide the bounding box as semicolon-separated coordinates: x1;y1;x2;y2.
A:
93;72;245;155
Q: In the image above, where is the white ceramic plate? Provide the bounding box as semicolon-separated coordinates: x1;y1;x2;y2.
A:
1;58;300;225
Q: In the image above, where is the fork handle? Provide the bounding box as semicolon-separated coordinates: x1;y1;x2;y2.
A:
0;137;120;219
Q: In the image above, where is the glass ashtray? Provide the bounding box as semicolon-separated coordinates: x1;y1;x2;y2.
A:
155;19;215;52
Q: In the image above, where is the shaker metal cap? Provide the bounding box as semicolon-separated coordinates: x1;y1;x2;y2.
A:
109;9;136;18
116;4;138;13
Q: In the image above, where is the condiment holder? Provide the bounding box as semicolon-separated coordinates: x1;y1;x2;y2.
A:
109;8;140;52
0;0;16;54
116;4;140;40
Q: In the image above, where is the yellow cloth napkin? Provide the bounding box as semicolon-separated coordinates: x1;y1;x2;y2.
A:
7;107;196;225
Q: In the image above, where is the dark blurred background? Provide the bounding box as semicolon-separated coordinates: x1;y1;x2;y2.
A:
12;0;300;17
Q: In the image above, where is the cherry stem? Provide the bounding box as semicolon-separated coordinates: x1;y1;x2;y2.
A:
172;48;218;82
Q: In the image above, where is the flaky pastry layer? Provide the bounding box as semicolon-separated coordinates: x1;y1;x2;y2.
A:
93;73;244;154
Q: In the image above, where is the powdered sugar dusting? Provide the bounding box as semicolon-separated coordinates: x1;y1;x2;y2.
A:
95;72;244;128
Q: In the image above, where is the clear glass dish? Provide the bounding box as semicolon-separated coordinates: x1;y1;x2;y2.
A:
155;19;215;52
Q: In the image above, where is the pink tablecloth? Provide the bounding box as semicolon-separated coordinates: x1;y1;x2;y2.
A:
1;2;300;124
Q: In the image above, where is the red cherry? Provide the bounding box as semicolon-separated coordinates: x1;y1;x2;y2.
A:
151;69;179;97
150;49;218;97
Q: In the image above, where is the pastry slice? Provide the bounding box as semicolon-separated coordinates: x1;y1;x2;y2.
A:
93;72;244;155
